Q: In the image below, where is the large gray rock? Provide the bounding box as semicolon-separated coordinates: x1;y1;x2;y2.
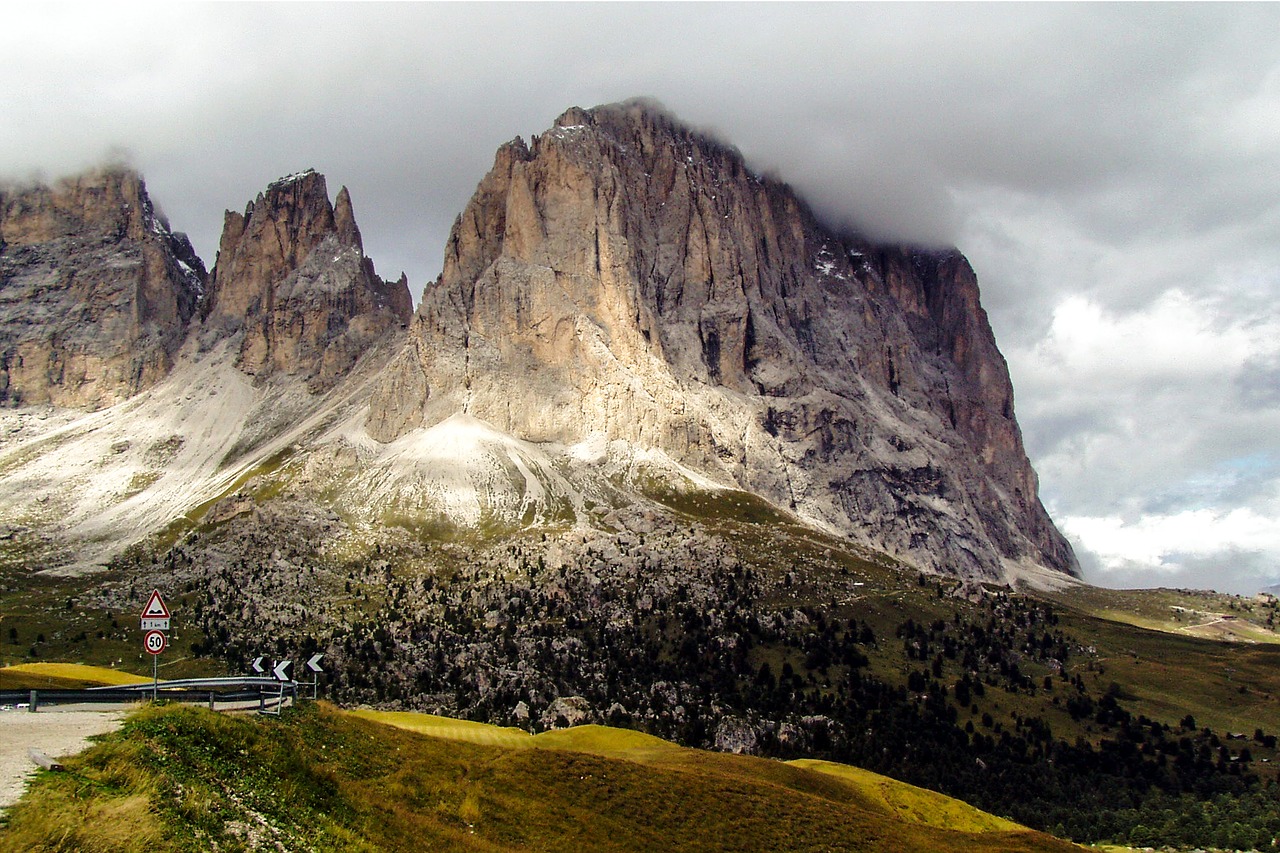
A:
0;168;205;409
369;100;1075;580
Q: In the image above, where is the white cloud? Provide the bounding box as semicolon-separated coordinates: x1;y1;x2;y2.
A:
1062;499;1280;594
1002;285;1280;591
1028;290;1273;387
1065;507;1280;571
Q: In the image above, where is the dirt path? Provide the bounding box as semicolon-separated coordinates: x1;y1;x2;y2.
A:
0;710;125;810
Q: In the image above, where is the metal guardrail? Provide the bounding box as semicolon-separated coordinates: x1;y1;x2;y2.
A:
1;676;301;713
88;677;288;691
0;688;270;705
1;689;146;706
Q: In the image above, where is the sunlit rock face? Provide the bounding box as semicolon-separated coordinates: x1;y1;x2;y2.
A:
0;167;205;409
370;100;1076;580
202;169;413;393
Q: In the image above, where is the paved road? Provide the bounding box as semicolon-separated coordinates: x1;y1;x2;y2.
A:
0;709;126;810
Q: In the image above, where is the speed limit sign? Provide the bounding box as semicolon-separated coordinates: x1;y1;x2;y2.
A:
143;629;167;655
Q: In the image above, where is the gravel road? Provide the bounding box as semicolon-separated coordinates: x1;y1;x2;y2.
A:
0;710;125;810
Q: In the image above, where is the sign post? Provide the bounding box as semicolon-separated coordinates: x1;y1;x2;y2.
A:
140;590;171;700
143;628;167;698
304;654;324;700
259;659;292;716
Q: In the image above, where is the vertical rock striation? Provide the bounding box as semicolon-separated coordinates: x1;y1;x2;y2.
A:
370;100;1075;580
0;168;205;409
202;169;412;392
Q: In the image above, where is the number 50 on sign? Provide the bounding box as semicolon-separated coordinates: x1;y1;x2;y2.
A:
144;630;167;655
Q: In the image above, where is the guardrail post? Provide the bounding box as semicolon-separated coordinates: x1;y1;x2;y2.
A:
209;691;215;710
28;690;37;712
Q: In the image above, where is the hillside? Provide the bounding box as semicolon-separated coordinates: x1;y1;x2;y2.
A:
0;662;149;690
0;702;1080;852
6;503;1278;847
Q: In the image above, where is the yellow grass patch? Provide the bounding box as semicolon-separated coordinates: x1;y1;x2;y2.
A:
349;709;533;748
5;703;1079;853
531;723;682;760
1;662;149;686
788;758;1023;833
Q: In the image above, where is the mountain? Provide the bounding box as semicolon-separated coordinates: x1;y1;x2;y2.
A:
0;168;205;409
0;169;410;570
0;103;1071;583
369;100;1074;580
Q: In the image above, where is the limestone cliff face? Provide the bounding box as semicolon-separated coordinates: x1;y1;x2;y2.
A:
370;101;1075;579
0;168;205;409
202;170;412;392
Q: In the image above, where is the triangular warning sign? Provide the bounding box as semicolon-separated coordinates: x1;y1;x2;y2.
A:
141;589;170;619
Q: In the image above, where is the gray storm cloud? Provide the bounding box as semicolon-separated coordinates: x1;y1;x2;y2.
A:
4;3;1279;592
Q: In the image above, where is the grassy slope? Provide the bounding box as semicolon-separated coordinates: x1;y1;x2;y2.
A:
786;759;1022;834
1042;587;1280;736
1043;584;1279;643
0;703;1080;853
357;710;1073;848
717;509;1280;743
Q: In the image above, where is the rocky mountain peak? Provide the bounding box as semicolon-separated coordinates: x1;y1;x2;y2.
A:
553;105;595;128
0;166;205;409
333;185;363;252
202;170;412;391
203;169;338;330
371;100;1076;580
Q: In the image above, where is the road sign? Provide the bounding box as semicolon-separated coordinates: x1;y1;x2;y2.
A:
140;590;170;631
301;653;324;700
273;660;292;681
251;656;266;674
141;589;170;618
143;630;167;655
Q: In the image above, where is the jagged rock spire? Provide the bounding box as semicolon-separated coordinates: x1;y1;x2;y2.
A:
203;169;412;391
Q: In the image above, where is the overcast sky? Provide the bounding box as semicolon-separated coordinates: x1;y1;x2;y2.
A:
4;3;1279;594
